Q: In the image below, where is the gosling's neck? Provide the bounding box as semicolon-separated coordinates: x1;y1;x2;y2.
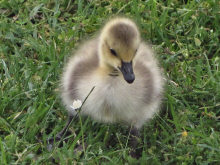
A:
96;54;119;78
108;68;119;77
98;60;119;77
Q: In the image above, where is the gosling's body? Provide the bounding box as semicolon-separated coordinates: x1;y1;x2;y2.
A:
61;18;164;129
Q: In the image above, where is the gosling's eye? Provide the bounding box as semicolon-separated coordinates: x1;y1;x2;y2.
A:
135;49;138;54
110;48;117;56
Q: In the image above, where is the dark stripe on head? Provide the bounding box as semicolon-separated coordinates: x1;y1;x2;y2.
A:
109;23;137;46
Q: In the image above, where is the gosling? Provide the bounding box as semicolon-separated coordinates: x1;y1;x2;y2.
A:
52;17;164;157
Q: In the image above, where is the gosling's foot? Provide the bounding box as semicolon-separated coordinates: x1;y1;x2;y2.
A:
47;115;75;151
47;131;71;151
129;127;142;159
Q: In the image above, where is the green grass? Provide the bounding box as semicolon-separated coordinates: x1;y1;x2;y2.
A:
0;0;220;164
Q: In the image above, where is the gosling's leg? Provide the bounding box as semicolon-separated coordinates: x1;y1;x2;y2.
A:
129;126;141;158
47;114;74;150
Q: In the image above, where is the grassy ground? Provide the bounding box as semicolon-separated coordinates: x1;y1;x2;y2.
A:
0;0;220;164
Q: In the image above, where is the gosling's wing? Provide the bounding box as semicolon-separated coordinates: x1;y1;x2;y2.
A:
61;38;99;109
134;42;164;103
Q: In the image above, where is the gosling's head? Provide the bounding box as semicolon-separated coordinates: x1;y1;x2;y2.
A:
99;17;141;84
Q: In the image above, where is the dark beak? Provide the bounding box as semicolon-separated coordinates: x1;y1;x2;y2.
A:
119;61;135;84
